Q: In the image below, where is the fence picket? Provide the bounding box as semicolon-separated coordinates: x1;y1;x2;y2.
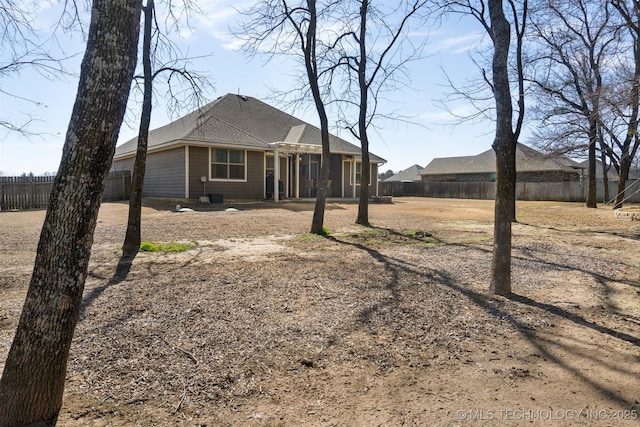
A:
379;179;640;203
0;171;131;211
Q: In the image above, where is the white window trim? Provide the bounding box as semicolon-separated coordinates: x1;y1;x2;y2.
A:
349;160;372;186
210;148;248;182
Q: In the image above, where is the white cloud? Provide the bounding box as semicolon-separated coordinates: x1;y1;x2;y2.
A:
417;103;482;125
428;32;485;55
194;0;251;48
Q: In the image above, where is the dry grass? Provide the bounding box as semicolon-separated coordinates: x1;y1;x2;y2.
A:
1;198;639;426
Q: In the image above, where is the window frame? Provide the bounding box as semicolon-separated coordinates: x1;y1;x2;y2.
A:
265;154;275;176
210;148;247;182
350;161;372;186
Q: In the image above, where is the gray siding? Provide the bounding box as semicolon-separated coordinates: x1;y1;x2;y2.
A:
342;159;379;198
144;147;187;198
189;146;266;200
329;154;342;198
111;157;135;173
370;163;379;196
188;146;208;199
112;146;380;200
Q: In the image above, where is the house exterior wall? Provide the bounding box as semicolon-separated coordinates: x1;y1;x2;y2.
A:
518;171;580;182
112;145;381;200
144;147;187;197
343;161;354;197
111;147;186;198
297;153;319;197
111;157;135;174
370;163;379;196
342;159;379;198
329;154;343;197
279;156;288;198
188;146;266;201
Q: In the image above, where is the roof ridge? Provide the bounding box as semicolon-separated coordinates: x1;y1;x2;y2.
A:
185;109;270;145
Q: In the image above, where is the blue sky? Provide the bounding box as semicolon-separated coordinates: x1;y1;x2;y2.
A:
0;0;497;176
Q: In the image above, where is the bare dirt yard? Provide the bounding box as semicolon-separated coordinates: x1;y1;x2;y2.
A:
1;197;639;426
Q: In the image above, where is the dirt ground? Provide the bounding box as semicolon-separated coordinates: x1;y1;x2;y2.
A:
1;197;639;426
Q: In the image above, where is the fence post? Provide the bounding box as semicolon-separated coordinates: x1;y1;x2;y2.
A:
30;176;34;209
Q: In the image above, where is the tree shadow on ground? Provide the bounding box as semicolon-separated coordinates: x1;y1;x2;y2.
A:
327;228;639;407
518;221;640;242
80;253;136;318
506;293;639;346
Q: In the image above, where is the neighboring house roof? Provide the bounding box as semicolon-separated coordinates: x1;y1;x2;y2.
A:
578;160;640;180
114;93;386;163
382;164;424;182
421;144;584;175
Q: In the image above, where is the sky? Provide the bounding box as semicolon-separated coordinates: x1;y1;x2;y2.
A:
0;0;498;176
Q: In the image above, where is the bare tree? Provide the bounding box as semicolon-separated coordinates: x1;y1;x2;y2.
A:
439;0;526;223
488;0;519;295
0;0;75;135
607;0;640;209
329;0;428;226
0;0;141;424
528;0;617;208
122;0;211;258
439;0;528;294
238;0;335;234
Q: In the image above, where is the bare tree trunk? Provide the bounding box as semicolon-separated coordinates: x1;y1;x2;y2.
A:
586;121;598;208
305;0;332;235
356;144;371;226
0;0;141;424
311;130;331;234
599;143;610;204
488;0;514;296
614;157;631;209
508;145;517;222
123;0;154;257
356;0;370;226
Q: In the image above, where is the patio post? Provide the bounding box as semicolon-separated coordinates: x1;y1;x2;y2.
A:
274;145;280;203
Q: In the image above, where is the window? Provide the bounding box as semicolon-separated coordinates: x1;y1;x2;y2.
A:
351;161;371;185
211;149;246;180
266;155;275;176
310;160;319;181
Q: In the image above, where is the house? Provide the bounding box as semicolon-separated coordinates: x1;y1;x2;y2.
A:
421;144;584;183
378;164;424;197
578;160;640;181
381;164;424;183
111;94;386;202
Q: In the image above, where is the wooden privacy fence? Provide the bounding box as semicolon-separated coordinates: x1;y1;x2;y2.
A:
379;179;640;203
0;171;131;211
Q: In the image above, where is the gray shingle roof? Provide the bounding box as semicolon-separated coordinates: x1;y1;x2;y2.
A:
578;160;640;180
114;94;385;163
382;164;424;182
421;144;584;175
